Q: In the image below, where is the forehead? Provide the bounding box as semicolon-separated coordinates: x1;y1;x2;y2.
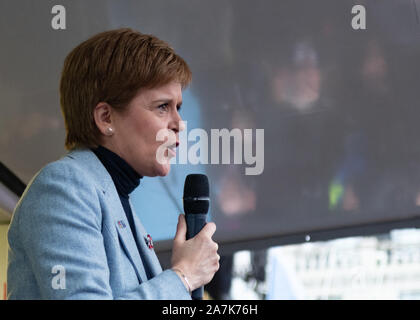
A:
134;82;183;105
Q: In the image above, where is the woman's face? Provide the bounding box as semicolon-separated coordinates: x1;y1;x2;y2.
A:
106;81;184;177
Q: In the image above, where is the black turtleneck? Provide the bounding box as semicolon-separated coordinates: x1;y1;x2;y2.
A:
91;145;142;243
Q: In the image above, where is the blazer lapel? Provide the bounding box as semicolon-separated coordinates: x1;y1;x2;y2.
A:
66;148;149;284
129;201;163;277
110;193;149;284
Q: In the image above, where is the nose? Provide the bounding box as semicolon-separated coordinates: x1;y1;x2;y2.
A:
170;110;185;133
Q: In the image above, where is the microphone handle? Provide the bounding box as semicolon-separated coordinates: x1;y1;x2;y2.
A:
185;213;207;300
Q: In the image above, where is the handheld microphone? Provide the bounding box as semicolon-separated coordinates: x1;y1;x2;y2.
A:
183;174;210;300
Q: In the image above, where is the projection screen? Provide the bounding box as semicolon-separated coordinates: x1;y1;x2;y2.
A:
1;0;420;254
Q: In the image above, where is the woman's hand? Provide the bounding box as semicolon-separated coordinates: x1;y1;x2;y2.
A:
171;214;220;291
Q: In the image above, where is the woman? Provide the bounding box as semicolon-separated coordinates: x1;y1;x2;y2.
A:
7;28;219;299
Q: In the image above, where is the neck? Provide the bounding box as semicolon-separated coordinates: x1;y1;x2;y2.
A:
91;145;142;197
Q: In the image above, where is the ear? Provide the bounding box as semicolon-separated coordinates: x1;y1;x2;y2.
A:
93;102;113;136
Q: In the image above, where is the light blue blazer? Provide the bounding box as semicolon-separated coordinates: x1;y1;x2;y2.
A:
7;148;191;300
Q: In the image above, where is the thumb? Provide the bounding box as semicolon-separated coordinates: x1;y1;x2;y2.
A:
174;214;187;243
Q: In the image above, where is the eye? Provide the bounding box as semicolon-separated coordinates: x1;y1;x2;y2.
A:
157;103;169;112
176;104;182;112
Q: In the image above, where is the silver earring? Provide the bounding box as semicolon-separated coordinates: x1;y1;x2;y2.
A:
106;127;114;136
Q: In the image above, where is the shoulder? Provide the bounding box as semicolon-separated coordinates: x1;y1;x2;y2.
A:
23;148;109;197
23;155;95;198
12;149;108;227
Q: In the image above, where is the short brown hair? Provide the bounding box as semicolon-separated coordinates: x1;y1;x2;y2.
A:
60;28;192;150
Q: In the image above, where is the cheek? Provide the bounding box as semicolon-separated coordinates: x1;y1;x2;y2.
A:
135;121;165;152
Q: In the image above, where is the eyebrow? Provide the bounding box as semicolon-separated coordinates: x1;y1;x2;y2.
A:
151;98;183;107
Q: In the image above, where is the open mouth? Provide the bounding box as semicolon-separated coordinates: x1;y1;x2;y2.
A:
167;141;179;157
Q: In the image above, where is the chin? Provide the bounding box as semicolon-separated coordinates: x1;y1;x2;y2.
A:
154;163;171;177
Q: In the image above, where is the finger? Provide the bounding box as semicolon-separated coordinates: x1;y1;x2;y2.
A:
213;243;219;252
214;257;220;271
200;222;216;238
174;214;187;243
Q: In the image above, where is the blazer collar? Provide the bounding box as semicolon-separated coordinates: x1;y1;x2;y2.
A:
65;148;114;194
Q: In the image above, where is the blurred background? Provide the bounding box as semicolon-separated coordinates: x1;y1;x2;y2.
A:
2;0;420;299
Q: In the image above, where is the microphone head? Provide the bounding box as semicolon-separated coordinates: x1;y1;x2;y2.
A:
183;174;209;214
